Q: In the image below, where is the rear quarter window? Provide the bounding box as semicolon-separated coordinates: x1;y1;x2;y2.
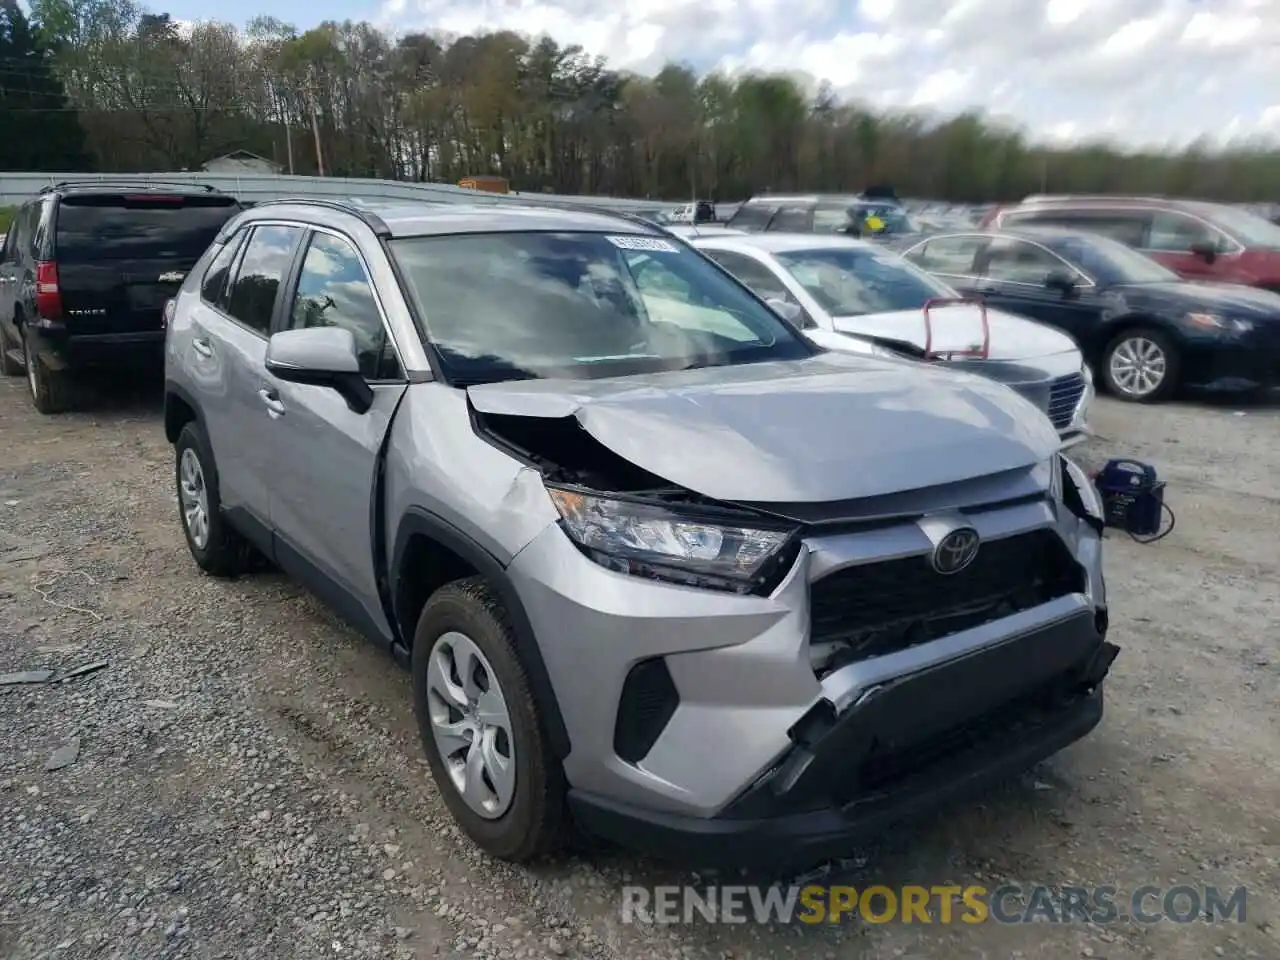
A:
54;195;241;264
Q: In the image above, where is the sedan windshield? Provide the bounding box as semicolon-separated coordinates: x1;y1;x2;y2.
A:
1048;233;1179;285
774;246;954;316
390;231;815;384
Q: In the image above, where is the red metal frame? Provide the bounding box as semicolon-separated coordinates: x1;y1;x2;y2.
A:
921;297;990;361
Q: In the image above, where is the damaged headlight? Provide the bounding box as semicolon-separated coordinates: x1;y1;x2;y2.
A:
546;487;797;594
1059;454;1105;528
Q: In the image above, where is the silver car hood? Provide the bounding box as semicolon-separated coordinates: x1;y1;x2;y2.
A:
831;304;1078;362
466;354;1059;503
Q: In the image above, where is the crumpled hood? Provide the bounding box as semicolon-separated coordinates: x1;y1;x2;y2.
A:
466;354;1060;503
831;304;1079;361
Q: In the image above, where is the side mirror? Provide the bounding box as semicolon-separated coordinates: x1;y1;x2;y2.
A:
1189;240;1218;264
1044;269;1078;295
265;326;373;414
766;298;803;324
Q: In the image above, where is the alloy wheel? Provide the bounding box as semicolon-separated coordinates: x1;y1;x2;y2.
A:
1108;335;1167;398
178;447;211;549
425;630;516;819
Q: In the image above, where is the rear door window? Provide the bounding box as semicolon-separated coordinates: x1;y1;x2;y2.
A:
53;194;241;264
728;204;776;231
200;230;247;311
224;225;304;335
905;236;988;275
768;206;813;232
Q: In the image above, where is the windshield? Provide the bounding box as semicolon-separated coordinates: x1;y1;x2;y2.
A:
390;231;815;384
774;246;954;316
1049;233;1178;284
1201;204;1280;248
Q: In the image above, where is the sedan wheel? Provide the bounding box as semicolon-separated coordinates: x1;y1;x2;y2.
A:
1103;328;1178;403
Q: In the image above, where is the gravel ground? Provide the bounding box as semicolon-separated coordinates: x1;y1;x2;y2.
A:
1;374;1278;960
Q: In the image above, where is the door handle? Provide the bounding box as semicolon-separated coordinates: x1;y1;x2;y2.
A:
191;337;214;358
258;387;286;418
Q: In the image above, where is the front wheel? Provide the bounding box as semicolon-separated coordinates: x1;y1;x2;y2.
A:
412;577;566;862
1102;327;1179;403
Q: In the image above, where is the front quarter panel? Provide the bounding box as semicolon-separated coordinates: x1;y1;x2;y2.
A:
383;382;560;570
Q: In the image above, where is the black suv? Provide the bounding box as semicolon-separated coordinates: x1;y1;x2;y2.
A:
0;181;243;413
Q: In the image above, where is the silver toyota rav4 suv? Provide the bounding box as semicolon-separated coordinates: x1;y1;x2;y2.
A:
163;197;1118;871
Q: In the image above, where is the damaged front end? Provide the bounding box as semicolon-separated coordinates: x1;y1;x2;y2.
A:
459;366;1114;860
471;406;803;596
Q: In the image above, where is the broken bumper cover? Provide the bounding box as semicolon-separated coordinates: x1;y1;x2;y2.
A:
569;609;1118;871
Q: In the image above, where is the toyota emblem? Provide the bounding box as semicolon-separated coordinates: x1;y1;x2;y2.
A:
931;527;980;575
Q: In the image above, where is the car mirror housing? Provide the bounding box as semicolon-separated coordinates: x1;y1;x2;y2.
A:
265;326;373;414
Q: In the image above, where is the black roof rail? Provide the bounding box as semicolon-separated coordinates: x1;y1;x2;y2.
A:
39;178;222;195
250;196;392;237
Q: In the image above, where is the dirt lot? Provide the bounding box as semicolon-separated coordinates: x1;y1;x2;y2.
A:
1;375;1277;960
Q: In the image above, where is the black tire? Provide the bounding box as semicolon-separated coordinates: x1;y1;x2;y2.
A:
412;577;566;862
174;421;248;578
1101;326;1180;404
23;330;73;414
0;324;22;376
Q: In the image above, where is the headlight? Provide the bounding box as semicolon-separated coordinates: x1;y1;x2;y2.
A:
546;487;797;594
1187;312;1253;333
1059;454;1105;526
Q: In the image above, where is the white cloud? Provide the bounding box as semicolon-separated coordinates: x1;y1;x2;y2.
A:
375;0;1280;149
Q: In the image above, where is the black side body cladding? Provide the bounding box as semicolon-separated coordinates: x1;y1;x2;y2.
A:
391;507;572;760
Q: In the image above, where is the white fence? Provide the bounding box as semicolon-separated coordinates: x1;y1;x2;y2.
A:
0;171;671;214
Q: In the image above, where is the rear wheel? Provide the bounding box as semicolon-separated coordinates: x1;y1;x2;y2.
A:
0;324;22;376
175;421;249;577
23;330;73;414
1102;327;1179;403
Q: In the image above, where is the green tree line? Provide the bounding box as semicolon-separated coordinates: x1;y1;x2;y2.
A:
4;0;1280;202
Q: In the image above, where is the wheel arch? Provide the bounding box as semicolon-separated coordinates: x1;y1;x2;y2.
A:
391;507;571;760
1094;312;1184;359
164;381;203;444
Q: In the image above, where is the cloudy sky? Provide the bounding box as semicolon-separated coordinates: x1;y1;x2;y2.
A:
167;0;1280;150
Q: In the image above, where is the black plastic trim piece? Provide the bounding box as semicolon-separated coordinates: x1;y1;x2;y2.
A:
390;507;571;758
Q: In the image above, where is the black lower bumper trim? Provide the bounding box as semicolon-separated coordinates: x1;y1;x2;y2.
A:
571;688;1102;872
570;610;1117;872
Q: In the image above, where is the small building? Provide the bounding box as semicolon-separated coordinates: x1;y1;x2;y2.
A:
458;175;509;194
200;151;282;175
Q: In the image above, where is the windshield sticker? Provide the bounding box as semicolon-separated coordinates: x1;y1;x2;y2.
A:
606;235;679;253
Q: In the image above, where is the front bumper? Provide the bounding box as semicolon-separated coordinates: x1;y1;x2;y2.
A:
1182;339;1280;390
570;611;1116;872
505;488;1112;866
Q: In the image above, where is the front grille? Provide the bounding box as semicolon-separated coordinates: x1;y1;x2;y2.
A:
809;530;1083;665
1047;373;1087;429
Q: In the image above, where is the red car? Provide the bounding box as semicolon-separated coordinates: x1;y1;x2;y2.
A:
982;196;1280;292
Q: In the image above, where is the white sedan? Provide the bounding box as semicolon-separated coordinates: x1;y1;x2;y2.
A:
686;231;1094;446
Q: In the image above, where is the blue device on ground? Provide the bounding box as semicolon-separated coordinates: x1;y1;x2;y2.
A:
1092;459;1169;540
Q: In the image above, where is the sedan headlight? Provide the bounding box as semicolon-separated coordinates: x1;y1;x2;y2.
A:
1187;312;1253;333
547;487;797;594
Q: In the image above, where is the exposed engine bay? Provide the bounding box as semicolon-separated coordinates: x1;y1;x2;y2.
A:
472;407;716;507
